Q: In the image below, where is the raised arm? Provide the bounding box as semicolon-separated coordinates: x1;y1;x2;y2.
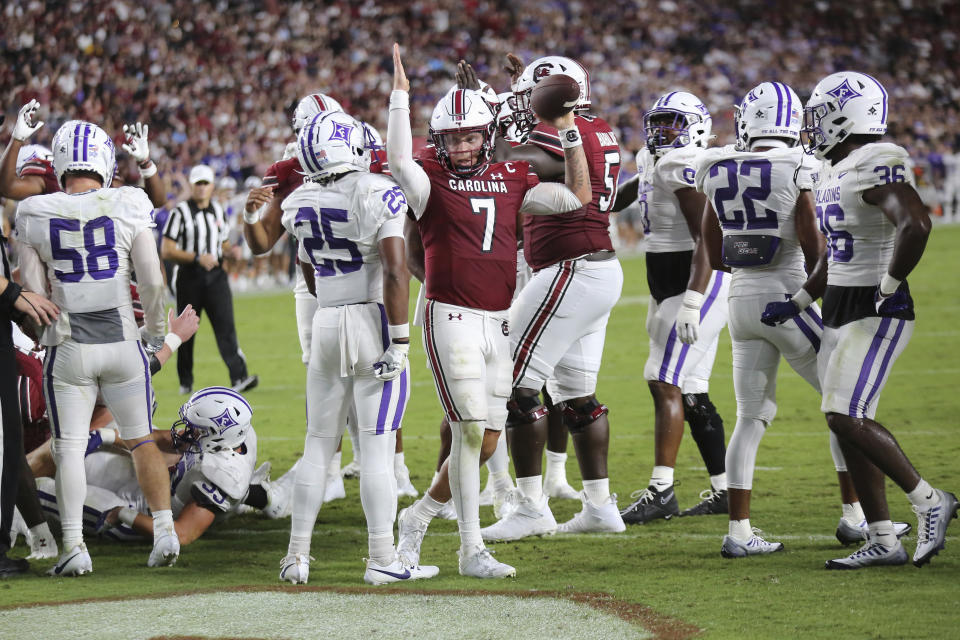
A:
130;230;167;339
0;101;47;200
387;43;431;218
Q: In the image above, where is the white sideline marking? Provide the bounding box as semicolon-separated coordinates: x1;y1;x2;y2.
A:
0;591;649;640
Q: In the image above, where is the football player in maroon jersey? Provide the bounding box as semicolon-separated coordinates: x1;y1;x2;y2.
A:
0;101;165;206
473;55;627;540
388;43;591;578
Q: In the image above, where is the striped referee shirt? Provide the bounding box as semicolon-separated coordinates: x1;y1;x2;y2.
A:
162;199;227;261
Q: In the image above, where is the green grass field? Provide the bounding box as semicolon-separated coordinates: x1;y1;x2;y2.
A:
3;226;959;639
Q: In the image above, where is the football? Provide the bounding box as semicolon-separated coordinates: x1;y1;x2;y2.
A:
531;74;581;121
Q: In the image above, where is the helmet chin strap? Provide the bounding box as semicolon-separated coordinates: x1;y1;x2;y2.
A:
749;138;791;150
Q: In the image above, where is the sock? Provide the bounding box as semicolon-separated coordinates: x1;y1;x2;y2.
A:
394;451;405;472
490;470;513;493
54;435;88;551
710;473;727;492
544;450;568;484
650;466;674;492
841;501;865;524
152;509;174;538
328;451;342;478
729;518;752;541
448;421;483;551
411;494;445;527
368;533;395;567
583;478;610;505
518;475;544;504
358;431;397;566
906;479;938;509
290;433;338;546
868;520;897;547
486;430;509;474
288;535;311;555
29;521;54;543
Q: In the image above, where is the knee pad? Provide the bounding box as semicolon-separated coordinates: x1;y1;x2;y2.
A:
561;398;608;435
506;393;548;428
683;393;724;433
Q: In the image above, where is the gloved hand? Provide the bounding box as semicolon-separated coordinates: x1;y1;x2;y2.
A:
875;284;910;317
374;342;409;381
675;303;701;344
13;99;44;142
761;300;801;326
122;122;150;163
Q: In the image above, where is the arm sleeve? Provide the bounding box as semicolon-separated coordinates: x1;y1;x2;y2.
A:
387;90;431;218
519;183;585;215
130;230;166;337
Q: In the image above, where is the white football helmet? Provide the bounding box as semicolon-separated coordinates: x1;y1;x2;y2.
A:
429;88;496;176
513;56;591;136
296;111;370;181
292;92;344;133
734;82;803;151
803;71;888;160
51;120;116;188
496;91;522;143
173;387;252;454
644;91;712;158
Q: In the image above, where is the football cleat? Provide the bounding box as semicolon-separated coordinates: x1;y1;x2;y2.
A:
280;553;313;584
340;460;361;479
543;477;581;501
436;499;458;521
826;541;908;570
493;488;521;520
148;527;180;567
458;544;516;579
47;543;92;577
231;374;259;393
396;507;428;567
480;495;556;542
26;527;59;560
721;532;784;558
558;492;626;534
680;489;728;517
324;473;346;503
912;489;959;567
620;485;679;524
835;518;912;546
395;461;419;499
363;555;439;585
251;461;272;485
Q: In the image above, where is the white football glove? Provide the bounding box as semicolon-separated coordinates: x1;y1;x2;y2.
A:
122;122;151;163
13;99;44;142
675;290;704;345
373;342;409;381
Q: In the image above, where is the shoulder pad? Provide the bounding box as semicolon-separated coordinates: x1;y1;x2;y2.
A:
658;147;700;190
693;147;731;192
199;450;253;500
850;143;914;191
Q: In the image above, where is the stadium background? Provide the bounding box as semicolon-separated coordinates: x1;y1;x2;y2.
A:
1;2;959;638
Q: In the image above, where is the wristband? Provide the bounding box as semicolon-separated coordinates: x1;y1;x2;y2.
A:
0;280;22;311
118;507;139;527
98;428;117;447
389;90;410;110
791;288;814;311
879;273;901;297
559;126;582;149
388;323;409;342
681;289;705;310
138;161;157;179
164;332;183;352
243;204;263;224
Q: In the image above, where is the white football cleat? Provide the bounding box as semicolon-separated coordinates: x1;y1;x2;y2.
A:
558;492;626;534
721;533;785;558
324;473;346;503
835;517;912;546
26;526;58;560
148;527;180;567
436;499;457;521
47;543;93;577
395;461;419;499
363;555;439;585
913;489;959;567
280;553;313;584
396;507;428;567
479;482;495;507
493;488;520;520
825;541;907;569
544;477;581;501
481;495;556;542
251;461;272;485
341;460;361;479
458;544;516;579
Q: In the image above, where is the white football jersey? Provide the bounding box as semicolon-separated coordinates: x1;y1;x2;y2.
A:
281;171;405;307
171;427;258;517
696;145;815;296
637;146;701;253
15;186;153;345
813;143;914;287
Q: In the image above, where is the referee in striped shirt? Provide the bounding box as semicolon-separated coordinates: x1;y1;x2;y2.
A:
161;165;257;395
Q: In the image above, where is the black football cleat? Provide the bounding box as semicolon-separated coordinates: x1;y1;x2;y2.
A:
680;489;728;517
619;485;679;524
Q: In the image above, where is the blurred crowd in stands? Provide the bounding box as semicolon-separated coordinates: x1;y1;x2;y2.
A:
3;0;959;280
